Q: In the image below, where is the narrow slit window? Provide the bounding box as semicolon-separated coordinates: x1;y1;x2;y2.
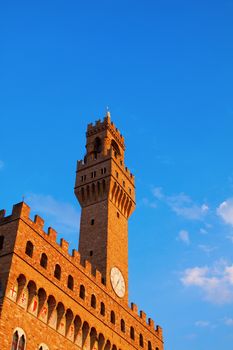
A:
0;236;4;250
110;310;115;324
40;253;48;269
67;275;74;290
130;326;135;340
54;264;61;280
121;319;125;332
100;302;105;316
140;334;144;347
91;294;96;308
25;241;33;257
79;284;85;299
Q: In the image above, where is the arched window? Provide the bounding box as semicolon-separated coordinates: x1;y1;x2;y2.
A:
140;334;144;347
148;341;152;350
156;347;159;350
110;310;115;324
54;264;61;280
39;345;49;350
111;140;121;157
25;241;33;257
18;335;25;350
121;319;125;332
11;328;26;350
91;294;96;308
94;137;102;158
130;326;135;340
100;302;105;316
0;235;4;250
11;330;19;350
79;284;85;300
67;275;74;290
40;253;48;269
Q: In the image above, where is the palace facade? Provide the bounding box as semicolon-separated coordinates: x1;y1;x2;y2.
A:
0;113;164;350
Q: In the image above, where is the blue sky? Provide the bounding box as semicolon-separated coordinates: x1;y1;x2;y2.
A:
1;0;233;349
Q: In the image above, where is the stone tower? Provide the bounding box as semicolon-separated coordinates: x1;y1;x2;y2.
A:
0;113;164;350
75;112;135;303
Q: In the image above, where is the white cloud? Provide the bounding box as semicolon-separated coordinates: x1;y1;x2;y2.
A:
152;187;164;200
27;193;80;234
141;198;157;208
224;317;233;326
177;230;190;245
227;234;233;243
195;320;210;327
199;228;208;235
198;244;217;255
217;199;233;226
181;260;233;304
152;187;209;220
0;160;4;170
225;265;233;284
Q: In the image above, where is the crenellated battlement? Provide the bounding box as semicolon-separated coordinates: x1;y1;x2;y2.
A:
86;112;125;150
0;201;162;341
0;202;102;281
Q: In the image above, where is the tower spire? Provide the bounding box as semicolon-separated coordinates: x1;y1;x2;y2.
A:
105;106;111;122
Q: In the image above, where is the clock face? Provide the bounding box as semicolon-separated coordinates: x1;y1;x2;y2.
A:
110;267;125;298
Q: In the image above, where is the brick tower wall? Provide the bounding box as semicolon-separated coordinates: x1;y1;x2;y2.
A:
0;202;164;350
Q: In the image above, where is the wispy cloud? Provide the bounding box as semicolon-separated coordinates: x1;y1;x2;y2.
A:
227;234;233;243
0;160;4;170
195;320;210;328
198;244;217;255
181;259;233;304
199;228;208;235
27;193;80;234
152;187;209;220
224;317;233;326
195;320;216;329
141;197;157;209
217;198;233;226
177;230;190;245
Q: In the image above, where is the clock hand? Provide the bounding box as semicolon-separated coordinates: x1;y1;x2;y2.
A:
115;278;120;288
